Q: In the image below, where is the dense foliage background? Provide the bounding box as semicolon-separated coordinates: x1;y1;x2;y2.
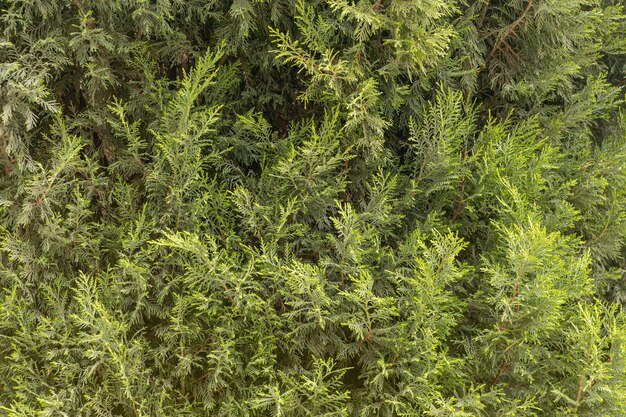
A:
1;0;626;415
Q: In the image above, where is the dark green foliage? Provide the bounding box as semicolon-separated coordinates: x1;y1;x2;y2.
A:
1;0;626;416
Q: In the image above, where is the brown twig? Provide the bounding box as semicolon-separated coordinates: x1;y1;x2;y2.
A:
574;375;585;412
480;0;491;22
491;353;511;387
486;1;534;63
73;0;86;12
343;159;350;203
451;174;465;222
490;338;522;388
74;0;95;29
363;300;373;342
451;140;469;223
196;334;212;354
572;352;608;412
0;132;15;176
502;39;520;62
490;285;521;387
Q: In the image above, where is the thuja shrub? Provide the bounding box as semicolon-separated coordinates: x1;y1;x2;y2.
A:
1;1;626;416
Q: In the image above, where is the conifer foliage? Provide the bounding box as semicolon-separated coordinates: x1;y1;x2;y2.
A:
1;0;626;416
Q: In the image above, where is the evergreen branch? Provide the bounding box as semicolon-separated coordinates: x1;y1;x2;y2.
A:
1;1;625;415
